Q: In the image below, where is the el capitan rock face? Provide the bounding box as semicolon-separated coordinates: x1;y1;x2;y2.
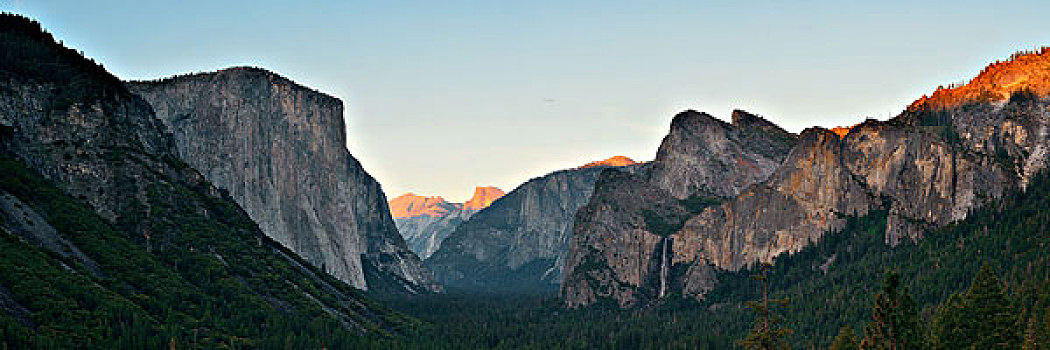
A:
0;14;405;336
128;68;440;293
390;187;505;259
427;159;645;292
562;49;1050;308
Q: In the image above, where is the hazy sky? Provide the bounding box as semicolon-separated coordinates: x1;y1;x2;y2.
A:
5;1;1050;202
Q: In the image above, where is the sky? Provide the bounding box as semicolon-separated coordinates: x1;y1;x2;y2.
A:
4;0;1050;202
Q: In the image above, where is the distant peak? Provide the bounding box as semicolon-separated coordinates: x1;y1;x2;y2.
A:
908;47;1050;111
463;186;505;211
580;156;639;169
388;193;453;218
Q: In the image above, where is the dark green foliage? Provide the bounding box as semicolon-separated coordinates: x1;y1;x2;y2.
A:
859;271;926;349
367;167;1050;349
641;207;691;237
1021;314;1038;350
0;153;410;348
830;325;860;350
378;294;739;349
932;265;1021;349
737;263;793;350
679;192;724;214
0;13;125;109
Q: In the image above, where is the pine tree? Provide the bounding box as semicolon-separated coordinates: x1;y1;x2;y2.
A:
859;271;926;350
736;263;793;350
932;265;1020;349
830;325;859;350
931;293;967;349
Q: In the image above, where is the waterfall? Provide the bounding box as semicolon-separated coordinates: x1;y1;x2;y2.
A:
658;236;670;298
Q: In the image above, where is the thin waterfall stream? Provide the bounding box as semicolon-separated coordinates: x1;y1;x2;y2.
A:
658;236;670;298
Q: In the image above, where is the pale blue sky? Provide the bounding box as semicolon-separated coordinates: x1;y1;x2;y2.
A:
5;0;1049;202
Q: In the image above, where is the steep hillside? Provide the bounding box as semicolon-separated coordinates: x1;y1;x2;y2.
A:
0;14;411;347
128;69;439;294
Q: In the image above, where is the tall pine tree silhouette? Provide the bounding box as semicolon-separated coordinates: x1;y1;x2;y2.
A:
860;271;925;350
737;263;793;350
932;265;1020;349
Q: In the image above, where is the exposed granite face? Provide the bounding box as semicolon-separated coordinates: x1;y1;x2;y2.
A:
562;110;794;307
390;187;505;259
427;163;646;291
394;210;470;259
647;110;797;199
0;42;396;331
563;50;1050;308
562;169;695;308
673;128;873;273
128;68;439;293
0;77;175;225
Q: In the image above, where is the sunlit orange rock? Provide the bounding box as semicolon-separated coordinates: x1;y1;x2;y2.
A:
388;194;455;218
580;155;639;169
463;186;506;211
909;47;1050;111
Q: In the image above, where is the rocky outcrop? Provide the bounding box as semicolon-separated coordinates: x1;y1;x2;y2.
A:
563;110;795;307
561;169;698;307
463;186;505;211
128;68;439;293
563;48;1050;308
427;160;645;292
390;186;505;259
647;110;798;199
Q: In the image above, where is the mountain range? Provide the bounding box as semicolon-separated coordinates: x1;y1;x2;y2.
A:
562;47;1050;308
3;11;1050;349
389;186;505;259
425;156;643;292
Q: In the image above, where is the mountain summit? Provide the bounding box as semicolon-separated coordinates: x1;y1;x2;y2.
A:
562;48;1050;308
463;186;506;211
391;186;505;259
129;67;439;293
581;156;639;169
909;47;1050;111
390;194;457;218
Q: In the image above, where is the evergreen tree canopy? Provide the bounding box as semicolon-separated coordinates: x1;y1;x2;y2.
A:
860;271;926;350
830;325;860;350
933;265;1021;349
737;263;793;350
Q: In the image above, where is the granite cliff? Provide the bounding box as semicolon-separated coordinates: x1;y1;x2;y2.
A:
562;48;1050;308
0;14;408;344
563;111;797;307
390;186;505;259
128;68;439;293
425;157;643;292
